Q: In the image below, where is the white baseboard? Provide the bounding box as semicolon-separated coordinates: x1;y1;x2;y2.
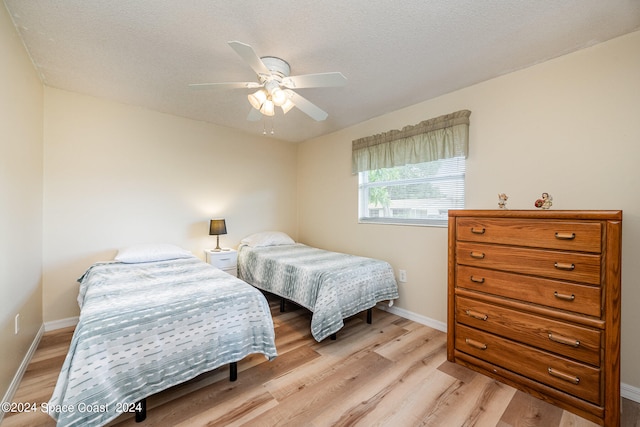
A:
375;303;640;404
0;318;78;423
622;382;640;403
376;302;447;333
44;316;79;332
0;324;45;423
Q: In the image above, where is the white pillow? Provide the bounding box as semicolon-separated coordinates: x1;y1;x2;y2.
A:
114;243;193;263
240;231;295;247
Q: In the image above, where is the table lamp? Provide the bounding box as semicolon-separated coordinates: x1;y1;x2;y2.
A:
209;219;227;251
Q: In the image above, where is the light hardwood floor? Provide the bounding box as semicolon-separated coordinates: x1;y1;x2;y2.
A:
4;293;639;426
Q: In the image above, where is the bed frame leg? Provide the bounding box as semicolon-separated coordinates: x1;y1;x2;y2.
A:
131;363;238;423
230;362;238;382
280;297;286;312
135;398;146;423
367;308;373;324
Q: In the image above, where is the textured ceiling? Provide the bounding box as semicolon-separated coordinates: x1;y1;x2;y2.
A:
4;0;640;142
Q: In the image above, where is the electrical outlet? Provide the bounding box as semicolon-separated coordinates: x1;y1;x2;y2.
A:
14;314;20;335
399;270;407;283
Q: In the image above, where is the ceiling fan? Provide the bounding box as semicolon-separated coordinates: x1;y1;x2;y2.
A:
189;41;347;122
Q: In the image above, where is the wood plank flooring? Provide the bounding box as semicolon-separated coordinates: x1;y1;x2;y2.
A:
3;293;639;426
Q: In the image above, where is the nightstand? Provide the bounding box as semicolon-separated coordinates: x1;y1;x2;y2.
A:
204;248;238;277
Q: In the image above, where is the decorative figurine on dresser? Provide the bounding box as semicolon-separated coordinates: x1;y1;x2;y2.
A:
497;193;509;209
447;210;622;426
535;192;553;209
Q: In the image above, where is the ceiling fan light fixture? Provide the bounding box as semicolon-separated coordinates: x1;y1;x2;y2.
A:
264;80;287;107
281;99;295;114
271;88;287;106
248;89;267;110
260;99;275;116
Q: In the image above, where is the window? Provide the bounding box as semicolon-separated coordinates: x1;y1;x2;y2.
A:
352;110;470;227
358;156;465;226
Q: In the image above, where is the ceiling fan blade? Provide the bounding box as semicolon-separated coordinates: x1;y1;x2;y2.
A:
286;90;329;121
247;107;262;121
188;82;261;90
281;72;347;89
228;41;271;77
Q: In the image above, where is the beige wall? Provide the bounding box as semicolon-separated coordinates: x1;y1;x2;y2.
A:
0;4;44;400
42;88;298;322
297;31;640;390
3;2;639;402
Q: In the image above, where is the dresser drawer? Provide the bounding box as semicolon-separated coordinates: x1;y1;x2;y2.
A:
456;242;601;285
456;218;602;253
456;265;602;317
456;297;601;366
455;324;601;404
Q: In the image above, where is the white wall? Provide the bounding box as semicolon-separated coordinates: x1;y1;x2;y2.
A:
297;31;640;390
42;88;298;322
0;3;44;400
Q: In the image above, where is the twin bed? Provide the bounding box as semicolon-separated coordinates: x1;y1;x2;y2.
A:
48;245;277;426
237;232;400;341
49;236;398;426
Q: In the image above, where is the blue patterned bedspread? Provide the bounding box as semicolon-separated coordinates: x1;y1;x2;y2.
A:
237;244;399;341
48;257;277;426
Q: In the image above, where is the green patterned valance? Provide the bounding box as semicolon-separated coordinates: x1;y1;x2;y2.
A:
352;110;471;174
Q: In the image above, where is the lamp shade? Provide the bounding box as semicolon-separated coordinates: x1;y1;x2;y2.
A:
281;98;295;114
271;88;287;106
209;219;227;236
260;99;275;116
248;90;267;110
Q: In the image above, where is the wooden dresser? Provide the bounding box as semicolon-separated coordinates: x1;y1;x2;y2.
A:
447;210;622;426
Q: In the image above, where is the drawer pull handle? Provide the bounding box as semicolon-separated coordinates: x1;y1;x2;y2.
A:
547;367;580;385
470;252;485;259
471;227;485;234
470;276;485;284
554;262;575;271
555;232;576;240
465;338;487;350
548;332;580;348
465;309;488;321
554;291;575;301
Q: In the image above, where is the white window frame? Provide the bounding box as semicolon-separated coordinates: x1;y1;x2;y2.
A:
358;156;465;227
